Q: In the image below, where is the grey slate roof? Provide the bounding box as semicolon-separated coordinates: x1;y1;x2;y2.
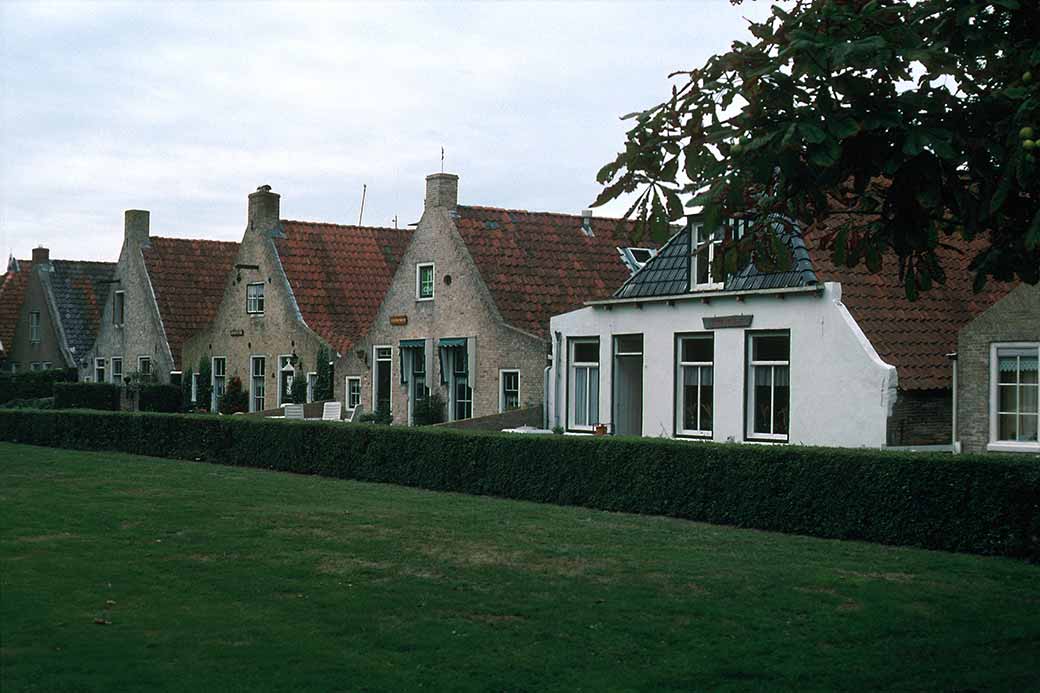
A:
612;219;817;300
45;260;116;358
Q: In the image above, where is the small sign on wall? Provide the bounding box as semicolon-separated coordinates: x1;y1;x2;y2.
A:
229;329;245;337
703;314;753;329
390;315;408;326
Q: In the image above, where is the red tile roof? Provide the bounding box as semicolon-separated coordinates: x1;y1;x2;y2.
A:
806;220;1015;391
0;260;31;357
275;221;413;354
455;206;653;337
142;237;240;369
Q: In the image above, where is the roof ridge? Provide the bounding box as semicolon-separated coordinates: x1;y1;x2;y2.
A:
281;219;409;233
150;235;239;246
49;259;117;266
457;204;634;223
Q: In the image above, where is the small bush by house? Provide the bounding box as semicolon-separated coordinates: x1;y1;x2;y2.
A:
0;368;76;403
52;383;120;411
139;384;183;413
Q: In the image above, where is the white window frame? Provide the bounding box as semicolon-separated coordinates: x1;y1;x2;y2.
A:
306;372;317;403
416;262;435;301
277;354;294;406
95;358;106;383
499;369;520;413
568;337;600;432
246;282;265;315
191;372;200;404
211;357;227;411
676;334;714;438
29;310;41;344
372;346;393;415
449;346;472;421
690;223;724;291
31;362;42;372
113;290;125;326
42;361;52;370
111;357;123;384
346;376;361;411
250;355;266;412
407;347;428;425
988;342;1040;453
746;332;791;442
138;356;151;377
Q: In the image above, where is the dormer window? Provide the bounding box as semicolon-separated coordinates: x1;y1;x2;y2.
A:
247;282;265;314
691;224;723;290
618;247;657;274
416;263;435;300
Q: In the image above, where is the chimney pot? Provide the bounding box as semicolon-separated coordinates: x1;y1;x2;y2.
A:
425;173;459;210
581;209;594;236
124;210;150;246
248;185;281;233
32;246;50;265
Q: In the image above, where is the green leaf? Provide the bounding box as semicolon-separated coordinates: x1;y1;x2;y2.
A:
650;195;670;243
1026;209;1040;251
799;123;827;144
827;116;860;139
809;139;841;168
904;267;919;301
989;175;1011;216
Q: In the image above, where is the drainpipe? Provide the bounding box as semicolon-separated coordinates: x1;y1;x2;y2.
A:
543;362;551;430
947;352;960;453
553;330;563;429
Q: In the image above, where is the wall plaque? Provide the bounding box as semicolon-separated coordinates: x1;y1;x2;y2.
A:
389;315;408;326
703;314;753;329
229;328;245;337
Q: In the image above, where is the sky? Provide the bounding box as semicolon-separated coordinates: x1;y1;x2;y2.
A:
1;0;773;262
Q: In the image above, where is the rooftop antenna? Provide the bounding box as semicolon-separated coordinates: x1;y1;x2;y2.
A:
358;184;367;226
441;146;445;173
392;214;398;229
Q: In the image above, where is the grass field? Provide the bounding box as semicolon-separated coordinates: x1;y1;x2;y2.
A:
2;442;1038;692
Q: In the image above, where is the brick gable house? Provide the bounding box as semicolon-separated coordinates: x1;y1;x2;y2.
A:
0;257;32;370
548;218;1015;448
182;187;411;412
83;211;238;385
334;172;656;425
2;249;115;374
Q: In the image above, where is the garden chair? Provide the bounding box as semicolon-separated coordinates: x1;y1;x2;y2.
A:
347;404;363;423
284;403;304;420
322;401;342;421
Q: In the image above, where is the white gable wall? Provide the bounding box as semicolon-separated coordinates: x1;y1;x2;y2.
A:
547;282;896;448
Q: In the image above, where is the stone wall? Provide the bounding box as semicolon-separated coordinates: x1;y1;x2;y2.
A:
886;388;952;446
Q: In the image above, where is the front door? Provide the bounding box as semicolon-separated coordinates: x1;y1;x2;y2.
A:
613;334;643;436
374;347;392;416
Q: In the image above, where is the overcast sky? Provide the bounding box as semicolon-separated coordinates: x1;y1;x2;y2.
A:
1;0;772;262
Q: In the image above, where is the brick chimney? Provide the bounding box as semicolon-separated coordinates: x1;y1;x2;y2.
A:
32;246;50;266
425;173;459;210
125;210;150;246
248;185;280;233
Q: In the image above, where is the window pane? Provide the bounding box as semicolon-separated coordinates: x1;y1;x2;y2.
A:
1022;356;1039;384
588;367;599;424
682;336;713;363
999;384;1018;413
998;356;1018;383
753;334;790;362
773;366;790;435
682;367;699;431
695;244;710;285
615;334;642;354
1021;414;1039;442
574;342;599;363
753;366;772;434
998;413;1017;441
699;367;713;432
575;368;588;426
1021;385;1038;414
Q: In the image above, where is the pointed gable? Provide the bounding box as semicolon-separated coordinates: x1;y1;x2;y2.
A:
141;237;240;369
0;260;31;357
274;221;412;354
454;206;653;337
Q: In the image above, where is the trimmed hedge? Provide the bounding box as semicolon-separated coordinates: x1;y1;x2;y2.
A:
0;369;76;403
52;383;120;411
1;408;1038;560
138;384;182;413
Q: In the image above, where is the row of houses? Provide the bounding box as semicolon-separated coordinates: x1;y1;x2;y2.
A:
2;171;1036;454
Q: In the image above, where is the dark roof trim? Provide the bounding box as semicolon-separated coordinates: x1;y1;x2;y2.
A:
589;283;824;308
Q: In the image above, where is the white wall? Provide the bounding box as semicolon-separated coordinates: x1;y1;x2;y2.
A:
547;283;897;448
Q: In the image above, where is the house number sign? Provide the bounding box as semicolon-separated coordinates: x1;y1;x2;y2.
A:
229;328;245;337
702;314;753;329
389;315;408;326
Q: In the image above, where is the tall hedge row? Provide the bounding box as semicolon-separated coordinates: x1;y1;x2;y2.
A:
1;408;1038;560
52;383;120;411
0;369;76;403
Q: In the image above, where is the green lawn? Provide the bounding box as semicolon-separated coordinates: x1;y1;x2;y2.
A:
1;443;1038;692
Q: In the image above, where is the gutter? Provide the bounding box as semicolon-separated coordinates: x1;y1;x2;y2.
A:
586;284;823;309
553;330;562;429
947;352;960;453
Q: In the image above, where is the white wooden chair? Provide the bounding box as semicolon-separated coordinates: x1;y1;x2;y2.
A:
284;403;305;420
322;401;342;421
347;404;363;423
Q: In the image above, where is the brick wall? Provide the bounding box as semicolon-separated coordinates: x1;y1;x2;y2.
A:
886;388;952;446
957;283;1040;454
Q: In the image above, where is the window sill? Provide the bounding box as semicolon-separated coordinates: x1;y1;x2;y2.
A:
746;434;789;444
676;432;713;440
986;441;1040;454
416;296;434;302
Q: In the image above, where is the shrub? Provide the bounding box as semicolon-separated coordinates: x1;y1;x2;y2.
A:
413;392;445;426
219;376;248;415
1;408;1038;561
290;375;308;404
315;345;334;402
0;368;76;403
139;384;183;413
0;396;54;410
195;358;212;412
359;407;392;425
52;383;120;411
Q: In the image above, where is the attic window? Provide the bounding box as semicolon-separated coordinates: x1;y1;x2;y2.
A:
618;247;658;274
